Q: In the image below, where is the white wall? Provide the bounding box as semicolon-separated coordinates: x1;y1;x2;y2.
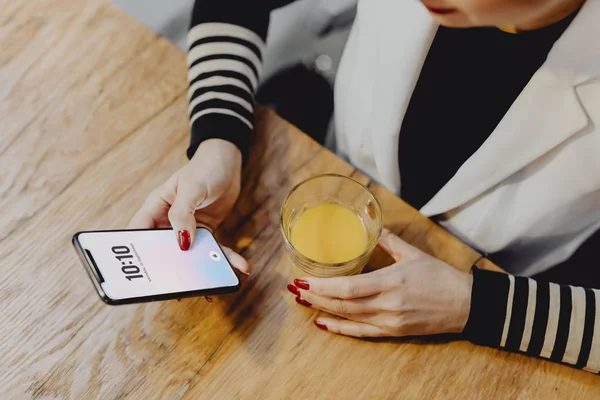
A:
111;0;356;82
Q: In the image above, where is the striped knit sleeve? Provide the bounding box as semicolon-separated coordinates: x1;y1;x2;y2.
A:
464;268;599;373
186;0;297;162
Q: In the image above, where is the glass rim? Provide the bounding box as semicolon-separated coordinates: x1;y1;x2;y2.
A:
279;173;384;268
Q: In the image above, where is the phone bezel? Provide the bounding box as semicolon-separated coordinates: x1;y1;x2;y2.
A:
72;228;241;306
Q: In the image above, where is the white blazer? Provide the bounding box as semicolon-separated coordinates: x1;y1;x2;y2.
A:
334;0;600;276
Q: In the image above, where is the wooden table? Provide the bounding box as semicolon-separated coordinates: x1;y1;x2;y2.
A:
0;1;597;398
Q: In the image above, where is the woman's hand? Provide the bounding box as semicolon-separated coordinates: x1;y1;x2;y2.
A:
129;139;249;274
288;229;472;337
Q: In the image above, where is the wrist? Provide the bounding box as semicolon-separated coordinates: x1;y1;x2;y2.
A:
187;114;252;164
194;139;242;167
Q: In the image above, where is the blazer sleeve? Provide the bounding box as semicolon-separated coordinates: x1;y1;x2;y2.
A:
463;267;600;374
186;0;299;163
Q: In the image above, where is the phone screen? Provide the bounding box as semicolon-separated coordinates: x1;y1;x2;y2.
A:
74;228;239;303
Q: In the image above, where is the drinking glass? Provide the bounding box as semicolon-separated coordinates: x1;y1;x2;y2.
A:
280;174;383;278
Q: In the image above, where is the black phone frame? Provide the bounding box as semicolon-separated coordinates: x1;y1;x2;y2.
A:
72;228;241;306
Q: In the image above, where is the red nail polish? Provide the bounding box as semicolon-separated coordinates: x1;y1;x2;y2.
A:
314;321;328;331
295;297;312;307
294;279;310;290
178;230;191;251
287;284;300;296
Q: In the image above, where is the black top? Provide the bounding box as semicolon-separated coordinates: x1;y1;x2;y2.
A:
398;14;578;210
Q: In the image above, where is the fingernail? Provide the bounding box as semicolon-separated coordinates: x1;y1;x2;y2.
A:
294;279;310;290
287;284;300;296
314;320;328;331
295;297;312;307
204;296;213;303
178;230;191;251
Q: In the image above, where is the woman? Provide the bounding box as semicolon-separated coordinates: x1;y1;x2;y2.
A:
129;0;600;372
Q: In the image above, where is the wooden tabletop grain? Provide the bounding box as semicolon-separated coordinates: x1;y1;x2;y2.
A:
1;1;598;398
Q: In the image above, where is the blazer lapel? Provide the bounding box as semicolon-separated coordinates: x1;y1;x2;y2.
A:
420;1;600;217
367;0;437;193
420;72;589;216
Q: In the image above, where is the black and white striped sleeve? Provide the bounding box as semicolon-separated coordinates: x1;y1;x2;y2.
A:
464;268;599;373
186;0;296;162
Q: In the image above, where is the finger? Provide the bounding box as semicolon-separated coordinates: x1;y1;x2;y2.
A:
128;189;170;229
314;318;390;338
168;179;208;250
298;290;376;316
128;208;157;229
297;274;383;299
129;176;177;229
221;246;251;275
377;228;418;262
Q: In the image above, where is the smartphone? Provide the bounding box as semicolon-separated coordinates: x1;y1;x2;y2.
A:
72;228;240;305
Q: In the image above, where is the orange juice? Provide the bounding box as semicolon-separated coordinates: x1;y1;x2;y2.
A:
290;203;368;264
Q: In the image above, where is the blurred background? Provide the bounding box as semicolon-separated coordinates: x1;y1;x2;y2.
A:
112;0;357;146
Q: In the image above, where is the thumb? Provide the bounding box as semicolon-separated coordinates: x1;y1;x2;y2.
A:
221;246;251;275
377;228;419;262
168;179;208;251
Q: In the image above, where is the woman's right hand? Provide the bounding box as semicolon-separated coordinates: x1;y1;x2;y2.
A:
128;139;250;274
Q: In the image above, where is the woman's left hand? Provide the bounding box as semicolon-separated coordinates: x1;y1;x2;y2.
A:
288;229;474;338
